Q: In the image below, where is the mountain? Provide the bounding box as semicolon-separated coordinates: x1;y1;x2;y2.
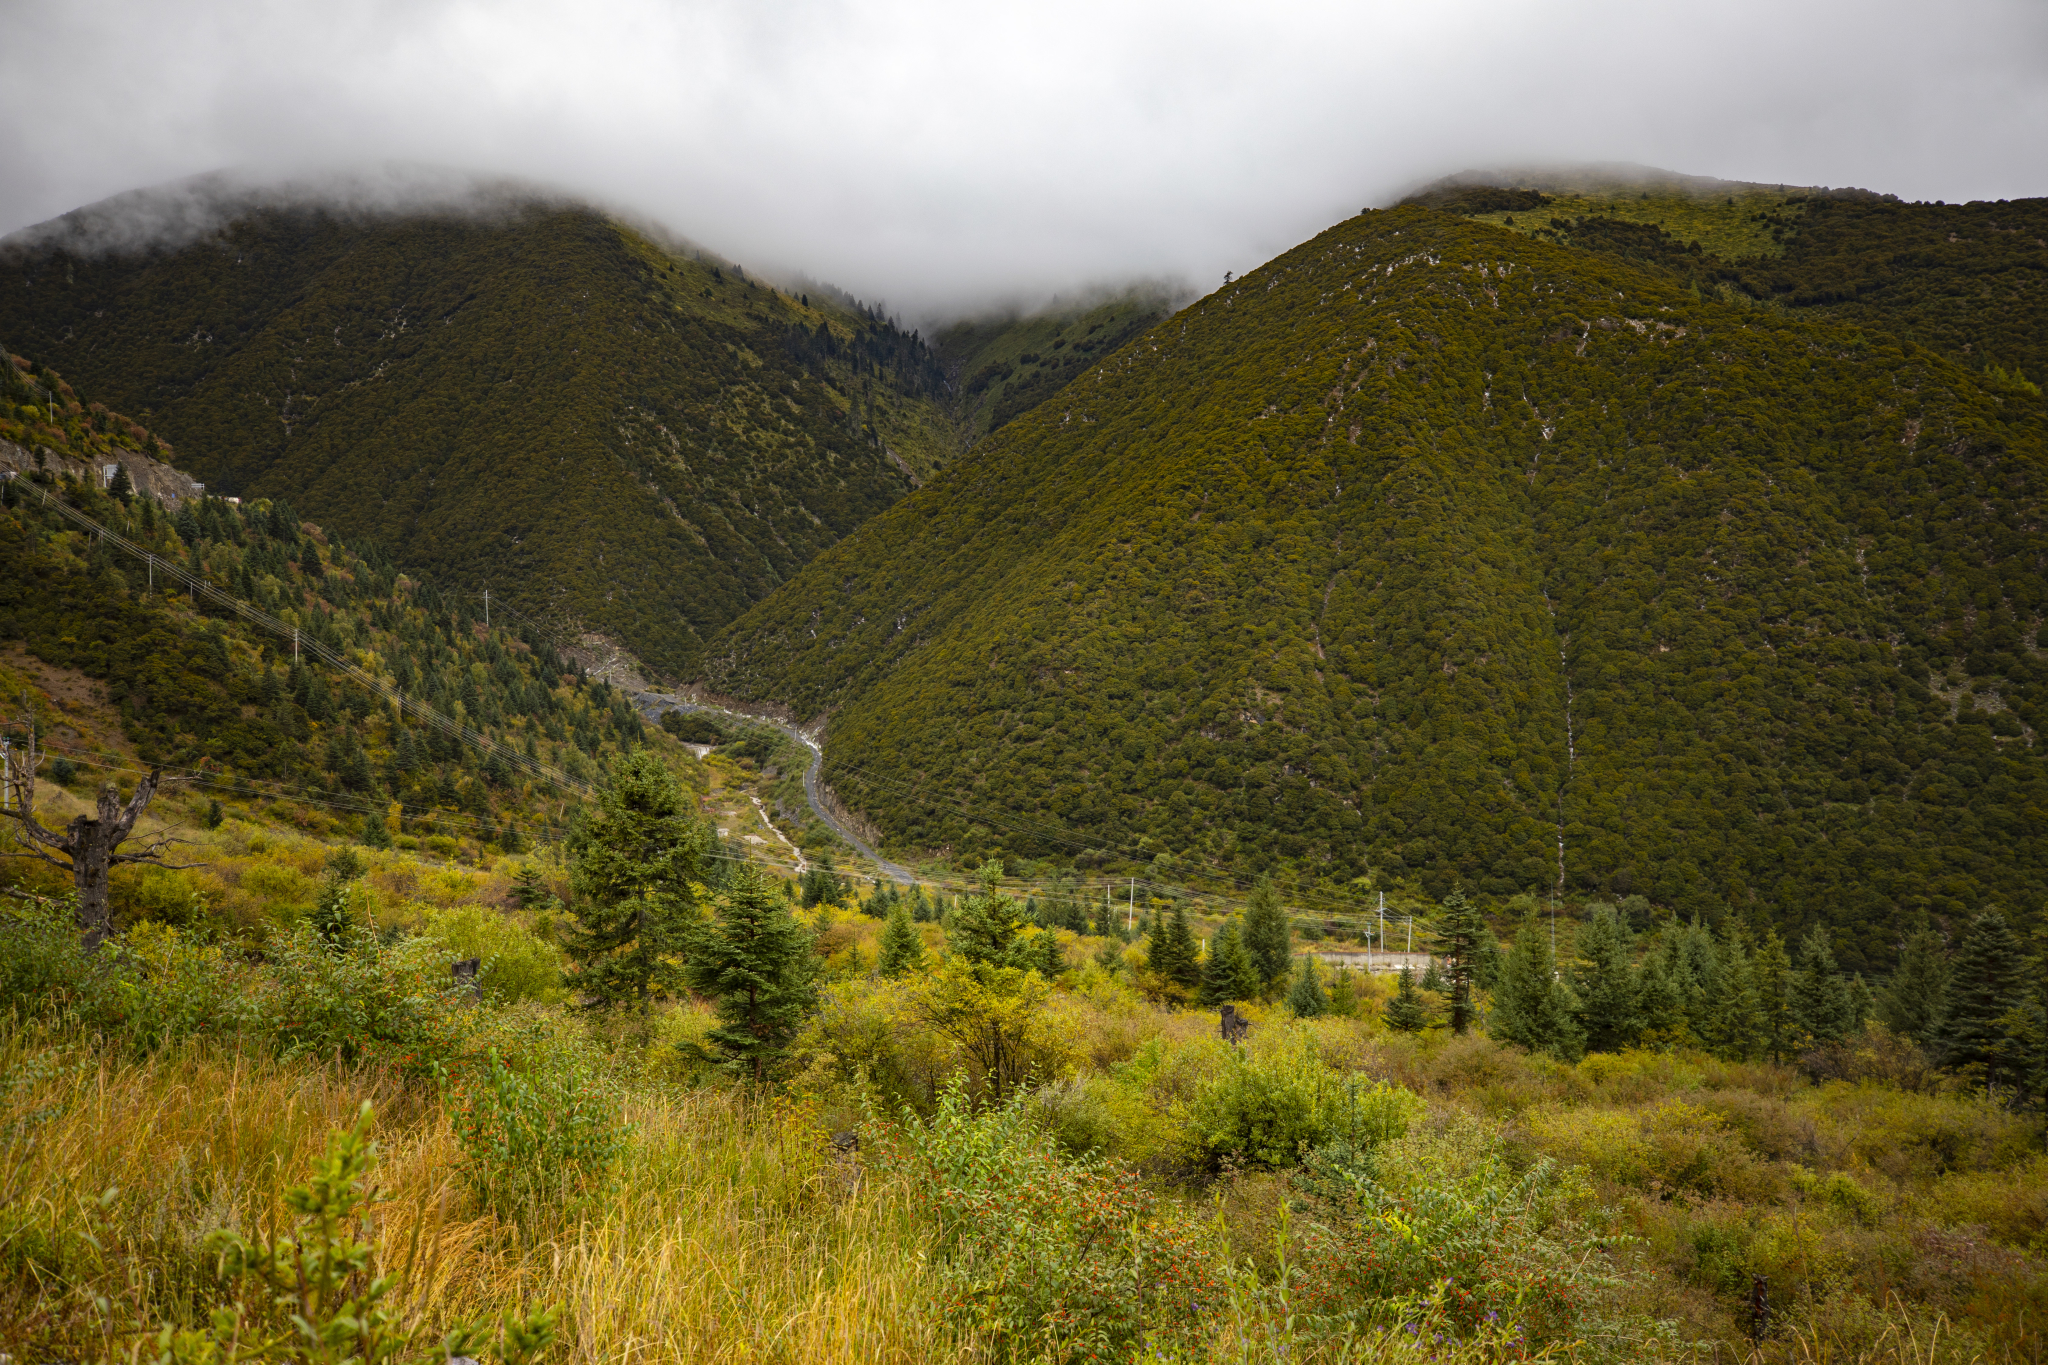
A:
1399;165;2048;391
3;349;649;855
0;178;957;676
700;201;2048;970
931;288;1182;445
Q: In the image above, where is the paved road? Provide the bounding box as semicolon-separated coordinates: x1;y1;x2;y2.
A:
631;692;916;886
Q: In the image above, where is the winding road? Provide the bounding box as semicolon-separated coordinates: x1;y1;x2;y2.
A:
630;691;916;885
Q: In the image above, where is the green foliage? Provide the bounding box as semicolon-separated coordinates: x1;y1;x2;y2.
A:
420;903;568;1005
144;1101;557;1365
1240;875;1292;988
563;751;709;1010
1187;1031;1421;1168
877;897;925;977
683;863;820;1082
873;1077;1217;1361
1145;902;1200;995
659;709;724;744
450;1051;624;1223
931;290;1177;442
944;858;1027;967
1877;928;1951;1045
705;205;2048;965
1792;926;1856;1048
1439;889;1485;1035
1571;904;1640;1052
1384;966;1429;1032
1492;912;1585;1062
1938;911;2029;1089
1285;954;1326;1017
1198;919;1261;1006
0;205;956;674
798;853;845;908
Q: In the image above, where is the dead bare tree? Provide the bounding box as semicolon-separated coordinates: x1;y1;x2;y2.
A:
1;706;199;950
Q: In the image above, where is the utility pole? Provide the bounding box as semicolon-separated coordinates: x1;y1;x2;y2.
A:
483;586;490;628
1128;876;1135;933
292;627;299;663
1;736;11;812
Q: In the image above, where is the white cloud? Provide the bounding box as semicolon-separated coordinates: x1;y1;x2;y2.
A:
3;0;2044;321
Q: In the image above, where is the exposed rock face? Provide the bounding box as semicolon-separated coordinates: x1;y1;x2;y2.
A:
1;437;206;506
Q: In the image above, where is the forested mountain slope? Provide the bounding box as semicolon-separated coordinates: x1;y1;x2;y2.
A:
931;289;1179;444
702;205;2048;970
1;352;646;850
0;187;954;676
1406;167;2048;391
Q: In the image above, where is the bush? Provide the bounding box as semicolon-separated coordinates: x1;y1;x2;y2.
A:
451;1048;625;1223
254;924;473;1078
1187;1028;1421;1168
421;903;568;1005
872;1077;1218;1360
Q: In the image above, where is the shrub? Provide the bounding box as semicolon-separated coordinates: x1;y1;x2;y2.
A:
1187;1028;1421;1168
253;924;472;1078
421;903;568;1005
872;1077;1218;1361
451;1048;625;1223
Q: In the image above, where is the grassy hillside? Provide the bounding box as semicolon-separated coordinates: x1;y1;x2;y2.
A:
0;366;666;880
1406;169;2048;390
930;289;1180;444
0;193;957;676
701;205;2048;971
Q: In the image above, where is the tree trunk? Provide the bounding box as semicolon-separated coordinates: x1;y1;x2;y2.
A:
68;815;117;951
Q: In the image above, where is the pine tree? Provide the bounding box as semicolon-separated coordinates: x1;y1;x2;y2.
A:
1146;903;1196;993
1035;929;1064;980
684;863;819;1083
1199;920;1260;1006
1754;929;1795;1063
947;859;1025;967
878;898;925;977
1286;955;1326;1017
1242;876;1292;991
1937;911;2028;1089
1572;904;1639;1053
1493;912;1584;1061
360;809;391;849
1439;888;1486;1035
1877;929;1951;1046
510;864;553;910
562;751;709;1011
1328;966;1360;1017
1792;926;1854;1048
1703;925;1765;1061
1385;966;1429;1033
1636;949;1687;1048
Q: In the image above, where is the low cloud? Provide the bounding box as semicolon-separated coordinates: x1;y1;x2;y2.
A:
2;0;2043;323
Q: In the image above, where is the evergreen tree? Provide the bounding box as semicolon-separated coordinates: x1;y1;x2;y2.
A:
562;751;709;1011
1877;929;1951;1046
1754;929;1795;1063
510;864;553;910
947;859;1025;967
1439;888;1486;1035
1493;912;1585;1061
1286;955;1326;1017
360;809;391;849
1572;904;1640;1053
1937;911;2028;1089
1385;966;1429;1032
1674;918;1720;1043
1327;966;1360;1017
878;898;925;978
1420;957;1446;992
1147;903;1199;993
1241;876;1292;990
1034;928;1064;980
1792;926;1854;1048
1199;920;1260;1005
1703;925;1766;1061
684;863;819;1083
1635;948;1688;1048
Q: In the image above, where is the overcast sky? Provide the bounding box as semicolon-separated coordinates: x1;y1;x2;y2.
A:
3;0;2044;321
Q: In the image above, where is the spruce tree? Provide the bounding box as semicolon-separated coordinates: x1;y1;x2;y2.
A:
684;863;819;1083
1439;887;1486;1035
1035;929;1064;980
1937;911;2028;1089
1327;966;1360;1017
1493;912;1584;1061
562;751;709;1011
1385;966;1429;1032
1572;904;1640;1053
1146;903;1197;994
1876;928;1951;1046
1286;955;1326;1017
878;898;925;977
1704;925;1765;1061
947;859;1025;967
1241;876;1292;991
1636;949;1687;1048
1199;921;1260;1006
1754;929;1795;1063
1792;926;1854;1048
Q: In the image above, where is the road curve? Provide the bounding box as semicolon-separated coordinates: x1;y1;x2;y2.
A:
630;691;916;886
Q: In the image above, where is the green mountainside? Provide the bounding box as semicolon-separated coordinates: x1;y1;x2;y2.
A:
701;204;2048;970
2;353;646;850
931;289;1180;444
1404;167;2048;390
0;192;957;676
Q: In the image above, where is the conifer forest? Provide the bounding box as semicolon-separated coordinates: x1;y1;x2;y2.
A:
1;162;2045;1365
